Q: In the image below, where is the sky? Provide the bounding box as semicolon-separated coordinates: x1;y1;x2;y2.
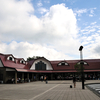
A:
0;0;100;61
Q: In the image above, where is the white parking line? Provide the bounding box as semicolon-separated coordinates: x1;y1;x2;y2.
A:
29;81;64;100
98;91;100;93
95;89;100;91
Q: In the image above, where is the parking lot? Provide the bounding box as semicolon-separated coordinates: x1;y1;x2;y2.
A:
0;80;100;100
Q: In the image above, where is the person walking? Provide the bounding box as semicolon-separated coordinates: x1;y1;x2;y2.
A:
73;75;76;88
40;76;43;82
44;75;48;84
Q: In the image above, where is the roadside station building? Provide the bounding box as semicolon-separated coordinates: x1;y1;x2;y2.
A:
0;53;100;84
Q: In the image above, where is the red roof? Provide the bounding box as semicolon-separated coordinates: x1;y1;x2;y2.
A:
0;53;30;69
1;53;100;73
50;59;100;71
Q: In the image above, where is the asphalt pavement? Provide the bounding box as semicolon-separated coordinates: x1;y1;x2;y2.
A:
86;83;100;97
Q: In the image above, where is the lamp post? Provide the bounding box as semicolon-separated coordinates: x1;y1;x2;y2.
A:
79;46;85;89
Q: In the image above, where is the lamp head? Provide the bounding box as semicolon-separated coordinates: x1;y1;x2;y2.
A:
79;46;83;51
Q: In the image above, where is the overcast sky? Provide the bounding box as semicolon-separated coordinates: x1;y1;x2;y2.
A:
0;0;100;60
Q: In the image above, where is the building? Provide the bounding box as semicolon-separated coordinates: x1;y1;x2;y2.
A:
0;53;100;84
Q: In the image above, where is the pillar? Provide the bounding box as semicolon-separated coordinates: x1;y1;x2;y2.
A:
62;73;63;79
51;74;53;80
15;71;17;84
22;73;24;82
36;74;38;81
27;73;29;80
3;68;6;84
32;73;34;81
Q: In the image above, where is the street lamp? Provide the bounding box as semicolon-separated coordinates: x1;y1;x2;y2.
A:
79;46;85;89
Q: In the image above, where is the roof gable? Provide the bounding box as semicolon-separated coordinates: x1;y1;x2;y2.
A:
30;57;53;70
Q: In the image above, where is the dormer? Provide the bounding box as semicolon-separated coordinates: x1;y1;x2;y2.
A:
77;61;88;65
20;59;26;64
7;55;15;61
58;61;69;66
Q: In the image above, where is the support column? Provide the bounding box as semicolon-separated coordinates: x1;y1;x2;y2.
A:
32;73;34;81
94;73;95;76
94;72;95;80
15;71;17;84
51;74;53;80
22;73;24;83
3;68;6;84
62;73;63;80
36;74;38;81
72;73;74;77
27;73;29;82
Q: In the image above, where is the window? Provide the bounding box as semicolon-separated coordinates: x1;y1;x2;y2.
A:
9;57;12;61
77;61;88;65
7;56;14;61
20;59;25;64
35;61;46;70
58;61;68;66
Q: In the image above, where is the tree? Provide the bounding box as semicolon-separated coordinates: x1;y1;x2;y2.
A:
74;62;85;81
74;62;85;74
27;56;41;61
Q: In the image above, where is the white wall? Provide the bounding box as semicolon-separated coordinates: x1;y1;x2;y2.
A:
0;59;4;67
30;58;53;70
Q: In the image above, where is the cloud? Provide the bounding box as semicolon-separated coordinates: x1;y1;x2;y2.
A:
38;7;48;14
0;2;78;42
78;21;100;59
0;0;80;60
75;7;96;17
91;22;97;25
44;0;50;3
84;41;100;59
74;9;87;16
0;41;72;60
0;1;79;52
79;24;99;45
37;0;43;7
89;8;96;17
2;0;100;60
0;0;34;42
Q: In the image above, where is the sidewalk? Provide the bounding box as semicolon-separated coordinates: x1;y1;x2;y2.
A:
0;80;100;100
30;80;100;100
